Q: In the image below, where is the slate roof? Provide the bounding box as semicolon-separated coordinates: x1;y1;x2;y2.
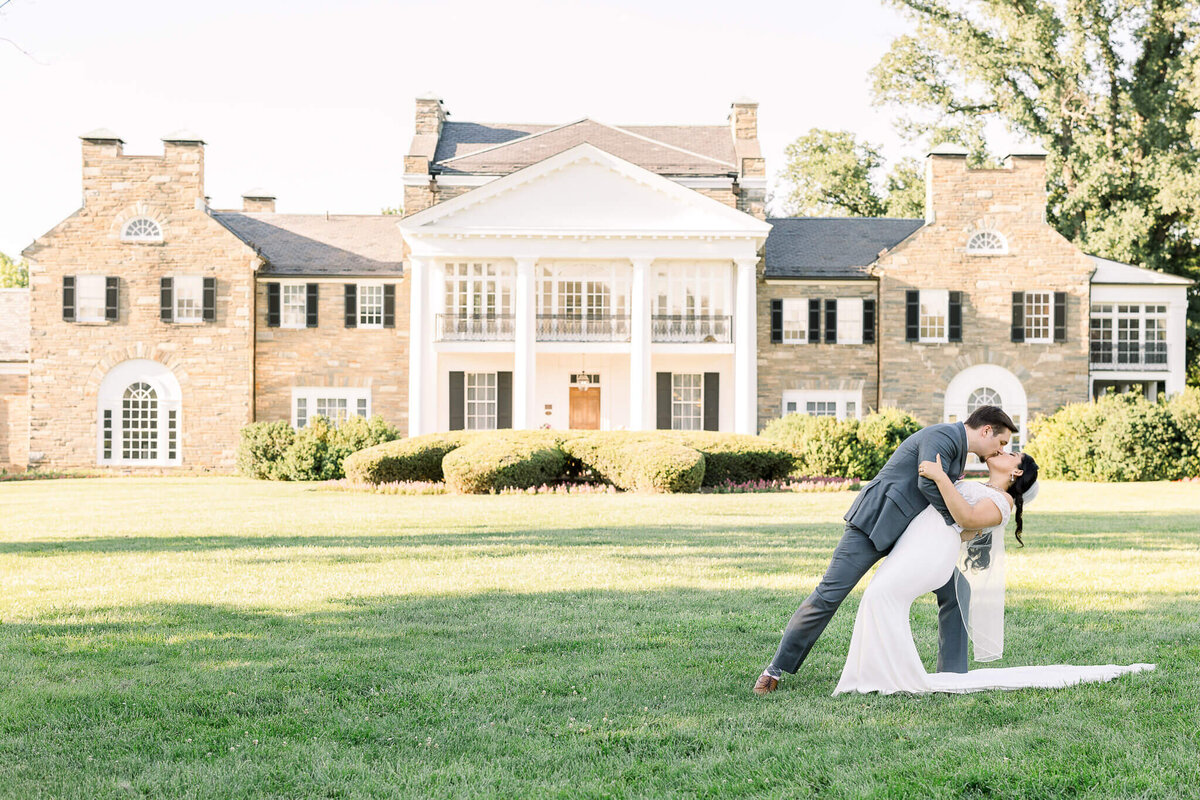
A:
0;289;30;361
764;217;925;279
1088;255;1194;285
432;119;737;176
212;213;405;276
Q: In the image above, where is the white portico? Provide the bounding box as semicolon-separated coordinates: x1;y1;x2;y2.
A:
399;144;771;436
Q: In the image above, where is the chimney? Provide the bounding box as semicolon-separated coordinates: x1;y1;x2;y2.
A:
79;129;124;201
242;188;276;213
729;97;758;141
923;142;969;223
414;92;448;137
161;130;206;201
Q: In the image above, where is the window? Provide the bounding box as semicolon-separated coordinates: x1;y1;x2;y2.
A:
671;373;703;430
292;388;370;428
96;360;182;466
466;373;498;430
76;275;107;323
281;284;307;328
782;298;807;343
121;382;159;461
1024;292;1052;342
966;387;1020;452
174;276;204;323
781;390;862;420
445;262;513;317
1090;304;1113;363
837;298;863;345
121;217;163;243
653;262;730;317
358;283;384;328
1093;303;1169;367
919;290;949;343
966;230;1006;255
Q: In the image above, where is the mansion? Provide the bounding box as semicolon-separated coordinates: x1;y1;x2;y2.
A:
0;95;1191;470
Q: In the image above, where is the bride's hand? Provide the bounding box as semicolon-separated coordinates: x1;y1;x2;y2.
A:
918;453;947;482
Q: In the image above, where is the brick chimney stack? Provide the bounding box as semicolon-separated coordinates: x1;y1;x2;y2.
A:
405;93;448;215
241;188;276;213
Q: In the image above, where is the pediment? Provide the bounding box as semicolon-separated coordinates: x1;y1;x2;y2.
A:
400;144;770;239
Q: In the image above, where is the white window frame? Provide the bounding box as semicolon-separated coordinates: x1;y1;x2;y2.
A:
781;389;862;420
1023;291;1053;343
465;372;498;430
75;274;107;323
291;387;370;428
444;262;513;317
358;282;384;328
781;297;807;344
174;275;205;324
671;373;704;430
836;298;864;345
280;283;308;329
96;359;182;467
121;217;163;243
538;263;630;319
966;230;1007;255
653;262;732;318
918;289;949;343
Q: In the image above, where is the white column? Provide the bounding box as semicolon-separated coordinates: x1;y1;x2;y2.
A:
514;257;537;428
425;259;443;431
629;257;653;430
734;257;759;434
407;257;428;436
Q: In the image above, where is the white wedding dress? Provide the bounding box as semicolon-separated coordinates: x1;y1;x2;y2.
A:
834;481;1154;695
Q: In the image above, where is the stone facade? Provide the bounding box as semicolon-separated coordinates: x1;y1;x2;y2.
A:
253;277;410;424
0;372;27;470
23;136;258;469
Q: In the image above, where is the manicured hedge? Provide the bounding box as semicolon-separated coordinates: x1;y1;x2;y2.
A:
441;431;568;494
344;432;470;484
760;408;921;480
561;432;706;493
236;414;400;481
1026;389;1200;481
663;431;794;486
236;420;295;480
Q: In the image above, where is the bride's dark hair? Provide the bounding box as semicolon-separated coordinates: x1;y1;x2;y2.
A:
1007;453;1039;547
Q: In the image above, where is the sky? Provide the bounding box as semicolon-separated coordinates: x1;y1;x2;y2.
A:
0;0;1020;258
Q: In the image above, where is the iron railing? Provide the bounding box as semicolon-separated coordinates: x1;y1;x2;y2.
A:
651;314;733;343
435;313;515;341
536;314;631;342
1089;342;1169;371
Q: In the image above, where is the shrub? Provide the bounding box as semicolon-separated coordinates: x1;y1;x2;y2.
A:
277;417;341;481
344;432;471;484
236;420;295;479
663;431;794;486
760;408;921;480
1169;388;1200;478
442;431;568;494
561;432;706;493
852;408;922;477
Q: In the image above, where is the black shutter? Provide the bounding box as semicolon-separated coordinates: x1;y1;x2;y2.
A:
824;299;838;343
1053;292;1067;342
948;291;963;342
808;299;820;344
1011;292;1025;342
449;371;465;431
656;372;672;430
344;284;357;328
905;290;919;342
62;276;75;322
863;298;876;344
703;372;719;431
770;298;783;343
496;371;513;429
383;284;395;328
266;283;280;328
160;277;174;322
306;283;319;328
105;277;119;321
202;277;216;322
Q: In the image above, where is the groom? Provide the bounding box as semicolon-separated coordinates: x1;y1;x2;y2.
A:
753;405;1018;695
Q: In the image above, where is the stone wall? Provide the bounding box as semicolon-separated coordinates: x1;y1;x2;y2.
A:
253;277;410;429
23;138;257;469
0;371;28;470
756;273;878;429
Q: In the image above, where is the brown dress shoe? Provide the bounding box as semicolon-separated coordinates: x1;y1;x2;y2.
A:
753;673;780;695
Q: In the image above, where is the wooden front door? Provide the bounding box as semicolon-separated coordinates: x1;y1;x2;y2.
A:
569;387;601;430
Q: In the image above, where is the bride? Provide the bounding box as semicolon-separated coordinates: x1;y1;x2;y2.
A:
834;449;1154;695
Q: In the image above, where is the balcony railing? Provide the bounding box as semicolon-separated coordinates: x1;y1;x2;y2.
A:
1090;342;1169;371
536;314;630;342
651;314;732;343
436;313;515;341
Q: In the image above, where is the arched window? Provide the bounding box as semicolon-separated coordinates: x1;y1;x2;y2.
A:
966;230;1006;255
121;217;163;242
967;386;1002;412
97;359;181;465
944;365;1027;460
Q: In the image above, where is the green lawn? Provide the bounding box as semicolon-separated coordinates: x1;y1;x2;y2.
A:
1;478;1198;799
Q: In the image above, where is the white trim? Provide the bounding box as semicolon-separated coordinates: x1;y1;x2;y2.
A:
120;217;164;243
172;274;205;325
279;282;308;329
402;173;432;186
0;362;30;375
836;298;864;345
75;274;107;323
943;364;1028;455
356;281;385;329
674;177;735;189
291;386;371;428
781;389;862;420
435;174;500;187
738;177;768;190
966;229;1008;255
96;359;182;467
918;289;950;343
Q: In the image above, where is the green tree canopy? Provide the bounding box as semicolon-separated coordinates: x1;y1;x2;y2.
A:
0;251;29;288
779;129;925;218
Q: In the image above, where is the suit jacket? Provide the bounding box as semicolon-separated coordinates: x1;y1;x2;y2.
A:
845;421;967;552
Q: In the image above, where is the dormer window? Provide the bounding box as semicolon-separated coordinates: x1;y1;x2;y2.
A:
121;217;163;243
966;230;1006;255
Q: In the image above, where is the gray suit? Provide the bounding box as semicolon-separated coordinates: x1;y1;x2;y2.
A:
771;422;970;675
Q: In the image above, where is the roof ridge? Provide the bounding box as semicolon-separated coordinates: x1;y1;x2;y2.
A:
438;118;592;164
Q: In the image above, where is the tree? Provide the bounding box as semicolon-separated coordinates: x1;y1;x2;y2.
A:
0;251;28;288
779;129;924;218
869;0;1200;384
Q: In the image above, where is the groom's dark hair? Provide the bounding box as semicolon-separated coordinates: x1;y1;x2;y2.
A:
964;405;1017;434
